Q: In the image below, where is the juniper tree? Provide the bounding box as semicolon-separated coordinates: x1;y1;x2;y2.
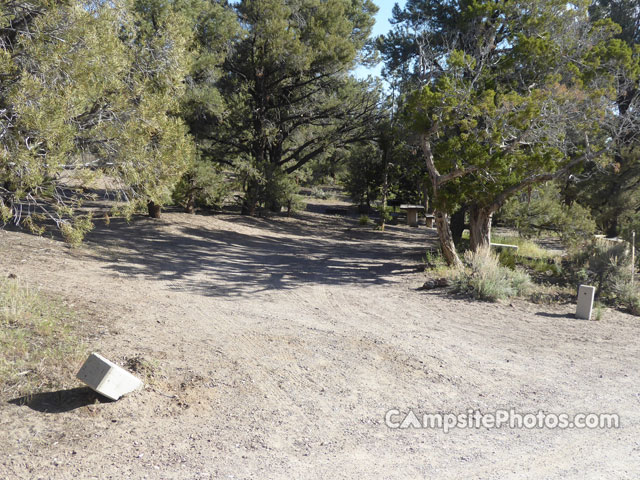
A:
573;0;640;237
382;0;639;265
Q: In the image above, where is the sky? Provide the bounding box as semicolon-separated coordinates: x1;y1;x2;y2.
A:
353;0;407;80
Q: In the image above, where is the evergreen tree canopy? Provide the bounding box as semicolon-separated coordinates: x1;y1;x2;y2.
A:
208;0;382;213
574;0;640;237
0;0;201;233
381;0;639;263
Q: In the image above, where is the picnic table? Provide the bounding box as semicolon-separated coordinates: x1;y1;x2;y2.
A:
400;204;424;227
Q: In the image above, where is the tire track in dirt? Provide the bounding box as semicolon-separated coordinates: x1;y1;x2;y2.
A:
181;298;322;411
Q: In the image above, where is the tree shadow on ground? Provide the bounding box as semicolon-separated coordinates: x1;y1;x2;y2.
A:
8;387;112;413
82;211;438;298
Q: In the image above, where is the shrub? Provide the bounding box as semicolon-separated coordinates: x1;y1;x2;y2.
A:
359;215;370;226
497;246;562;278
499;182;596;246
567;238;640;315
264;168;302;213
285;193;306;215
453;247;532;301
310;186;329;200
492;235;556;259
612;278;640;316
172;160;229;212
568;239;630;292
424;248;446;268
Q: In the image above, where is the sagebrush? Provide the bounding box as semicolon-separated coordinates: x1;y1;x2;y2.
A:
454;247;533;302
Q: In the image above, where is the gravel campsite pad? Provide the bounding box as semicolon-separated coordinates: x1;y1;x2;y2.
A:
1;209;639;479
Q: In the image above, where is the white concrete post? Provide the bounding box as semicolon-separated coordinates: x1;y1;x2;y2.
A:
576;285;596;320
76;353;143;400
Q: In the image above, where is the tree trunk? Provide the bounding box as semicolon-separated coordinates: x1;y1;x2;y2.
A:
469;204;493;251
379;156;390;231
242;179;259;215
184;194;195;214
605;213;619;238
147;201;161;219
422;183;430;212
435;211;463;268
184;183;196;214
450;205;466;245
421;134;463;267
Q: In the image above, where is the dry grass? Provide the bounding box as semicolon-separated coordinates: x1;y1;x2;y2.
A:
453;247;533;301
0;278;87;399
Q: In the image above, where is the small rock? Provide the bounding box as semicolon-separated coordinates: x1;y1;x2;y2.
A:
7;273;17;279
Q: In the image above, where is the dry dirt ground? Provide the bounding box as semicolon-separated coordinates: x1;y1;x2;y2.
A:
1;204;639;479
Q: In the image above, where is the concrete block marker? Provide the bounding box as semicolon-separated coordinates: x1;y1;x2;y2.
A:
76;353;143;400
576;285;596;320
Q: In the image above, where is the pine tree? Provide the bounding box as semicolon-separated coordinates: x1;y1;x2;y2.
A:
0;0;198;234
210;0;380;214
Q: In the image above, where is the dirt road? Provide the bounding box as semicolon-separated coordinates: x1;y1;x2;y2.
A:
1;208;639;479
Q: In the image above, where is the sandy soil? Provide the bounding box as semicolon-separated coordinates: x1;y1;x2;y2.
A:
1;204;639;479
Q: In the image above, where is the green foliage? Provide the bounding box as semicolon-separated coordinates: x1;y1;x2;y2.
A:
210;0;380;213
310;186;331;200
593;301;606;321
358;215;371;226
453;247;533;302
377;204;393;225
174;0;239;144
343;118;426;214
491;235;556;259
614;281;640;316
567;238;640;314
384;0;636;257
557;1;639;238
574;147;640;238
499;182;596;245
568;239;630;290
60;215;94;247
0;0;200;234
262;166;302;213
172;160;229;211
424;248;447;269
343;142;384;207
496;243;563;281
